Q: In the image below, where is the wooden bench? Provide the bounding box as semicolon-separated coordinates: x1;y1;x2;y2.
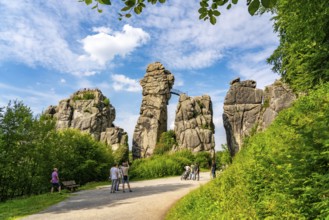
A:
62;180;80;192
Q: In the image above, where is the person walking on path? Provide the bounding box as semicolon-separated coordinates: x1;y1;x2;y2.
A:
110;164;118;193
121;161;132;192
211;160;216;178
194;162;200;181
50;168;61;193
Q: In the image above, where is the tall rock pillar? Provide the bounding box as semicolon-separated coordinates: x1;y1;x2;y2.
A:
223;78;263;156
174;94;215;154
132;62;174;159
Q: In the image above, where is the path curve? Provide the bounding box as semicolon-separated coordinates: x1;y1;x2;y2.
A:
23;172;211;220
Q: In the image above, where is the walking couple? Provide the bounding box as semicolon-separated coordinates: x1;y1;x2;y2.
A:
110;162;132;193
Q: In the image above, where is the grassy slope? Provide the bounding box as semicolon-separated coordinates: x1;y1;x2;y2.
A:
166;83;329;219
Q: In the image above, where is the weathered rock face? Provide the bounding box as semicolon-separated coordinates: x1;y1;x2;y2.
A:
258;80;296;130
100;127;128;151
223;78;296;156
223;78;263;156
174;94;215;154
45;89;128;151
132;62;174;159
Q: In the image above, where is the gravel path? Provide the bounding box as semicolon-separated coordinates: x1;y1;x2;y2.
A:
22;172;211;220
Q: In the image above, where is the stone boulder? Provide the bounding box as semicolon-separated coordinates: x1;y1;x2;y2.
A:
100;127;128;151
174;94;215;154
223;78;296;156
44;89;128;152
223;78;263;156
258;80;296;130
132;62;174;159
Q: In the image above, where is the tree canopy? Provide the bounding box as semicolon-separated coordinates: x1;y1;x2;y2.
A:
268;0;329;92
80;0;277;24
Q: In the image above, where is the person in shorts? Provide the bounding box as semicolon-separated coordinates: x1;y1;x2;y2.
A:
121;162;132;192
50;168;61;193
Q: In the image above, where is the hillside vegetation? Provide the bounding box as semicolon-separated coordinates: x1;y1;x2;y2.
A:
166;82;329;219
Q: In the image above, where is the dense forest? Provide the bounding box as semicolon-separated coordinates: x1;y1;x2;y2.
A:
166;0;329;219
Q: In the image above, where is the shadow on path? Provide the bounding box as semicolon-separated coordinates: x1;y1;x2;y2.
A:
40;182;195;214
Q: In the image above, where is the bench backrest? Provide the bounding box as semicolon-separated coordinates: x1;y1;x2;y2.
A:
62;180;76;186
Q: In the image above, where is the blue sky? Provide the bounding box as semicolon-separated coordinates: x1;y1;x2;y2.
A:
0;1;279;151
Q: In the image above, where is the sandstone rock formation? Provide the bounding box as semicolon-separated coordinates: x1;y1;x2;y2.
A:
223;78;263;156
223;78;296;156
45;89;128;151
258;80;296;130
132;62;174;159
174;94;215;154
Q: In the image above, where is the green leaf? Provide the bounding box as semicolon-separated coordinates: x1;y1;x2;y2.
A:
226;3;232;9
199;13;207;20
159;0;166;3
218;0;228;6
98;0;111;5
232;0;238;4
198;7;208;14
92;4;98;9
85;0;92;5
134;6;142;14
248;0;260;15
125;0;135;7
97;8;103;13
213;10;221;16
125;13;132;18
210;15;216;25
211;3;218;9
261;0;270;8
121;6;131;11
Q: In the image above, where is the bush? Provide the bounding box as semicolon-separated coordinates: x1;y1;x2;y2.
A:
194;151;212;169
129;150;194;180
154;130;177;155
0;102;114;201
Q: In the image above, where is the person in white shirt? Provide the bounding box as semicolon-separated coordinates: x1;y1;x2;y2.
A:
110;164;119;193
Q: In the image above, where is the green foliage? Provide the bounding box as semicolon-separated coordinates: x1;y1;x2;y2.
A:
130;150;194;180
81;0;277;24
215;144;232;169
0;193;69;220
72;92;95;101
0;101;114;201
268;0;329;92
154;130;176;155
113;144;129;165
167;82;329;219
194;151;212;169
103;97;110;106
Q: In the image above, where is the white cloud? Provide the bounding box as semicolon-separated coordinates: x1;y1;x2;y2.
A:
79;25;150;65
134;0;277;70
115;112;140;150
0;82;63;114
111;74;141;92
228;47;280;89
60;78;66;83
92;27;113;34
0;2;150;77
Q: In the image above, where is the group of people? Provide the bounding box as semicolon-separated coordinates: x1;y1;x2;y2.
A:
50;161;133;194
109;161;132;193
182;163;200;180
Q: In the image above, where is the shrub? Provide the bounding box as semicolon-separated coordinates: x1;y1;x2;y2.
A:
154;130;176;155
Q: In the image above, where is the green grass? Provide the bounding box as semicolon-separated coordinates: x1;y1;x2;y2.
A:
0;181;110;220
0;193;70;220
